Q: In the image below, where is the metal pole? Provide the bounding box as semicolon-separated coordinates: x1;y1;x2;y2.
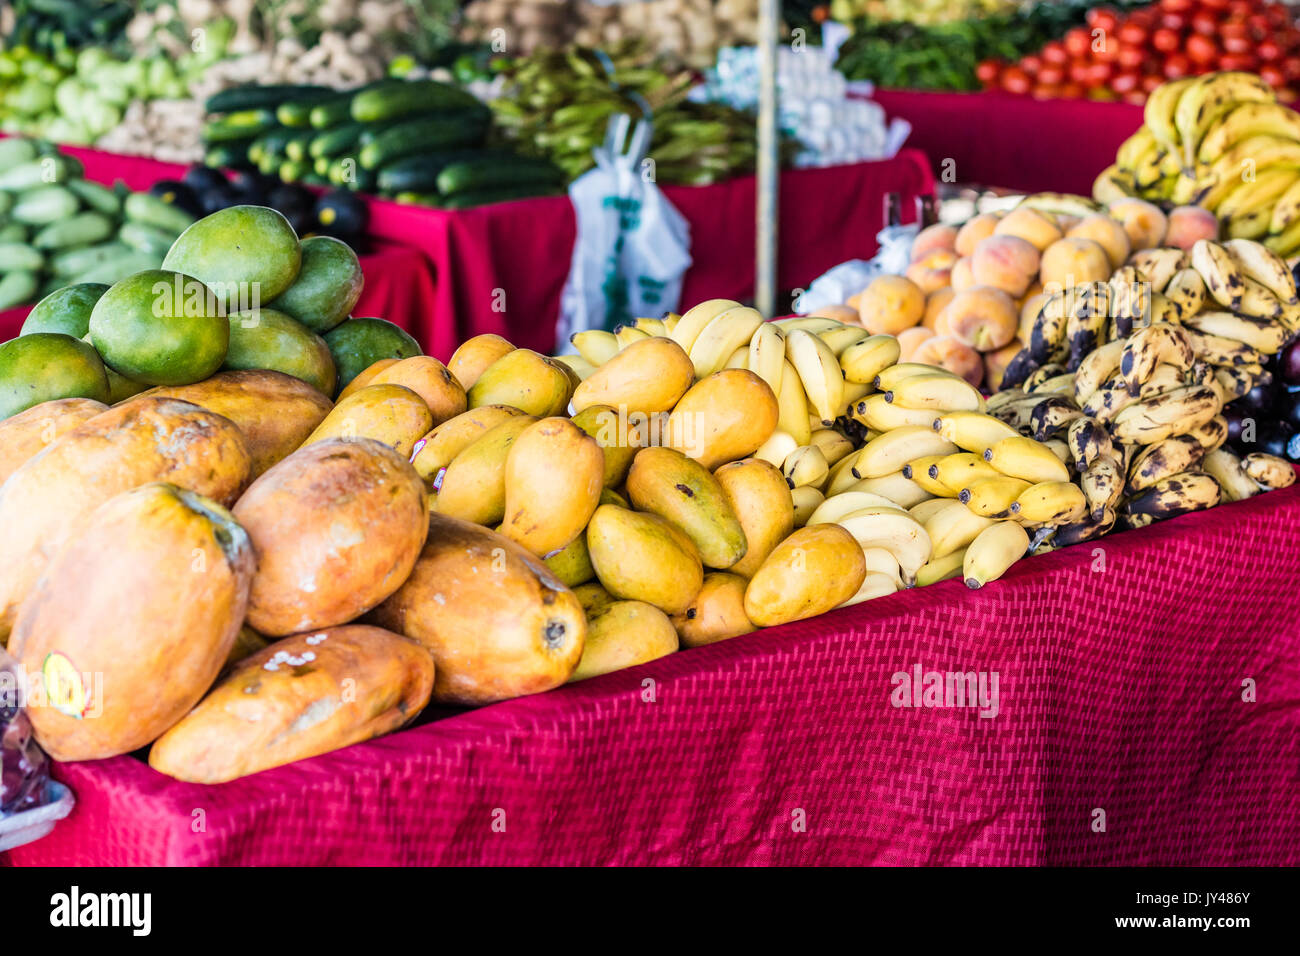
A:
756;0;779;317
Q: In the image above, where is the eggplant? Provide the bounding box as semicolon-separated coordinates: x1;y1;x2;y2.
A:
314;189;368;242
148;180;203;218
182;164;229;195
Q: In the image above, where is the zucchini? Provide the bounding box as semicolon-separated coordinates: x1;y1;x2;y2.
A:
10;186;79;225
66;178;123;216
439;184;565;209
314;156;332;177
350;79;480;123
437;156;564;196
0;270;38;310
203;110;279;143
327;157;375;191
124;193;195;235
252;127;298;158
50;241;132;277
309;92;356;130
276;91;339;128
0;156;75;190
309;121;366;158
119;221;179;256
204;140;256;169
375;149;499;193
284;130;318;163
0;243;44;272
358;112;490;170
206;84;329;114
33;211;114;250
279;160;306;183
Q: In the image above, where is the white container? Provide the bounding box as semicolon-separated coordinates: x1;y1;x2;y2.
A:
0;781;75;852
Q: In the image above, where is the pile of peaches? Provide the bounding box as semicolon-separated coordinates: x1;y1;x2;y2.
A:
824;198;1221;391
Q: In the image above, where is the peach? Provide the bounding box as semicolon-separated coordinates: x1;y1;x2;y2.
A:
857;274;925;335
818;304;864;326
971;235;1040;297
955;213;1000;257
922;287;956;331
1018;291;1051;345
1066;213;1132;269
895;326;936;363
950;256;975;292
1017;279;1043;310
993;207;1063;251
846;292;863;315
1164;205;1219;250
911;335;984;387
1038;237;1112;290
905;249;958;295
911;223;959;262
939;285;1019;352
1107;197;1168;250
983;340;1024;392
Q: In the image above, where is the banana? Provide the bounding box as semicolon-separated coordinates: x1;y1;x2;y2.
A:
1264;218;1300;257
835;507;932;585
847;473;933;510
627;316;669;336
930;452;1003;494
790;485;825;527
1012;480;1087;524
853;425;959;479
614;324;651;349
852;393;941;431
838;571;902;607
915;548;967;587
1191;239;1247;311
826;452;868;496
908;497;954;526
1137;361;1189;400
988;394;1049;433
1118;323;1194;396
818;324;870;356
1027;395;1082;442
1223;237;1299;303
1226;207;1274;240
1124;470;1221;523
688;306;765;378
1024;363;1068;393
786;328;845;425
1203;447;1262;501
1080;457;1124;519
782;444;829;490
1197;100;1300;164
1082;384;1139;423
932;411;1019;453
670;298;742;352
754;429;800;468
1133;142;1168;193
923;500;996;560
1073;339;1127;404
1145;77;1197;154
1051;505;1117;546
1269;176;1300;235
552;353;597;381
808;491;908;525
840;334;901;385
1094;164;1135;205
1064;282;1112;370
772;315;843;334
1242;452;1297;489
1187;414;1228;453
1110;383;1220;445
1126;434;1207;493
1211;363;1264;400
1128;247;1188;293
873;362;958;392
1029;372;1078;397
1234;275;1284;321
1117;125;1159;173
903;456;958;498
986;388;1027;413
1162;267;1208;317
724;346;748;369
999;349;1042;392
809;429;855;467
747;322;786;397
1027;291;1070;363
962;521;1030;589
1017;192;1103;219
885;372;984;413
775;359;813;447
1067;416;1115;471
661;312;681;333
983;436;1071;484
1215;166;1300;220
570;329;620;366
959;475;1032;518
1181;309;1290;353
1044;438;1073;468
1108;265;1151;338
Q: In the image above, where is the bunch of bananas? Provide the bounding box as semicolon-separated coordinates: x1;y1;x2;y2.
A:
488;44;780;185
566;302;1072;593
1096;71;1300;254
989;235;1299;539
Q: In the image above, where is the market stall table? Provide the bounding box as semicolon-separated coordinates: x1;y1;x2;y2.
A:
7;484;1298;866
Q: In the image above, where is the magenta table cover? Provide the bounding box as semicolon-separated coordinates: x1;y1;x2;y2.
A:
6;483;1299;867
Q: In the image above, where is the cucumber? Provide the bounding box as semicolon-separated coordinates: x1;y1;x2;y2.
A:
279;160;307;183
310;121;366;159
276;91;339;128
0;243;44;272
124;192;195;235
314;155;332;177
0;156;75;190
0;137;38;167
73;251;164;286
439;184;565;209
0;270;39;310
309;93;356;130
10;186;79;225
436;156;564;196
0;192;10;217
257;150;284;176
327;158;376;191
204;140;256;169
67;178;123;216
350;79;480;123
284;129;317;163
50;241;132;277
359;111;490;170
33;211;114;250
375;149;500;193
203;110;279;143
302;174;331;187
0;223;28;243
206;84;329;114
119;221;181;257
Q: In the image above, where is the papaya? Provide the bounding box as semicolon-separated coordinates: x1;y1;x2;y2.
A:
586;504;703;615
162;205;302;307
663;369;779;469
234;438;429;636
410;404;526;488
501;417;603;557
448;333;514;391
11;482;255;760
714;457;796;578
302;383;432;456
131;370;332;477
432;413;535;525
370;515;585;705
337;358;399;400
223;307;337;396
542;530;595;587
743;525;866;627
0;333;110;419
569;600;678;682
570;404;642;488
0;397;252;640
0;397;106;487
572;336;694;416
670;572;756;647
89;270;229;386
266;235;362;333
20;282;109;338
323;317;422;394
150;625;434;784
466;348;572;417
626;446;747;569
367;355;467;426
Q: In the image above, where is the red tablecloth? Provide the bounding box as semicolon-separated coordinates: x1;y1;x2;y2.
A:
363;151;937;360
872;90;1144;196
7;483;1298;867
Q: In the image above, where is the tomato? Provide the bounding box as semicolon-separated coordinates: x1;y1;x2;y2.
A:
1064;27;1092;59
1261;64;1288;87
1219;52;1260;71
1191;9;1220;35
1118;44;1149;70
1141;73;1165;93
1021;54;1043;75
1248;13;1274;35
1151;27;1181;52
1128;8;1157;29
1163;53;1192;78
1093;30;1121;62
1087;60;1115;85
1060;82;1085;99
1158;0;1193;12
1031;83;1061;100
1110;70;1142;93
1198;0;1230;9
1001;66;1031;95
1266;2;1291;25
1041;40;1069;65
1284;55;1300;80
975;60;1002;87
1087;7;1120;32
1118;21;1149;46
1037;64;1066;86
1259;39;1283;62
1187;33;1220;64
1227;0;1255;16
1159;12;1188;30
1123;89;1150;105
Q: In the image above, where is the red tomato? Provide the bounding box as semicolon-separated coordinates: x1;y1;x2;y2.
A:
1123;89;1150;105
1266;2;1291;25
1163;53;1193;78
1087;60;1115;85
1187;33;1220;64
1248;12;1274;35
1088;7;1120;32
1041;40;1069;65
1118;44;1149;70
1110;70;1142;93
1118;21;1149;46
1158;0;1193;12
976;60;1002;86
1261;64;1288;87
1031;83;1061;100
1159;11;1188;30
1141;73;1165;93
1060;81;1085;99
1198;0;1231;9
1021;54;1043;75
1128;8;1158;29
1068;60;1092;85
1037;64;1066;86
1284;55;1300;81
1219;52;1260;71
1064;27;1092;59
1191;9;1221;35
1152;27;1182;52
1002;66;1031;95
1227;0;1255;16
1259;39;1283;62
1093;30;1121;62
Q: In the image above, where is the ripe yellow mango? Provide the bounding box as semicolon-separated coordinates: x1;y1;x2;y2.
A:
467;348;572;417
433;414;536;525
586;504;703;615
302;383;432;456
671;572;756;647
663;369;778;469
626;446;747;569
743;525;866;627
569;600;679;682
572;336;695;416
502;417;604;557
713;457;795;578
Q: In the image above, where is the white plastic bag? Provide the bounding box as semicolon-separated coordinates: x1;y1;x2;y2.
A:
558;113;693;350
793;222;918;315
